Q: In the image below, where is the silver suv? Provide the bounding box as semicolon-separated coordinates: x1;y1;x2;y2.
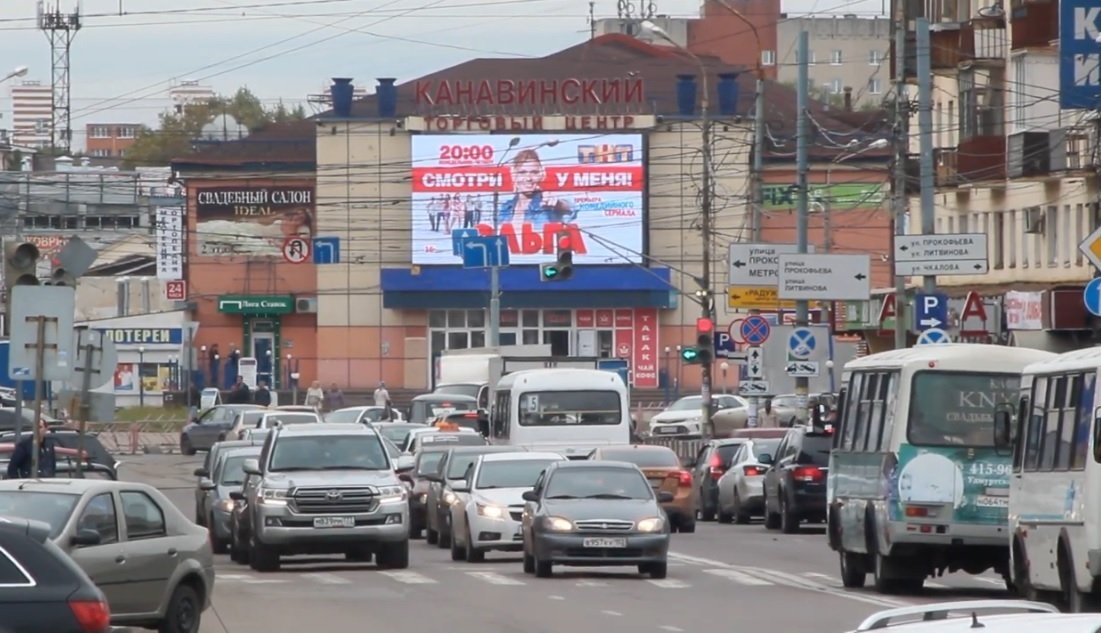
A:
240;423;410;571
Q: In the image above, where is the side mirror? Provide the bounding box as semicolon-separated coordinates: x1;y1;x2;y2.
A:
242;458;260;476
657;491;675;503
193;467;208;478
393;455;415;472
758;453;774;465
451;480;469;493
521;490;539;502
228;491;245;501
70;528;101;547
199;478;216;491
398;472;413;483
993;409;1012;451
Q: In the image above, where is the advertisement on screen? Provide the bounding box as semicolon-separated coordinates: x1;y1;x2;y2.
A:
410;134;645;265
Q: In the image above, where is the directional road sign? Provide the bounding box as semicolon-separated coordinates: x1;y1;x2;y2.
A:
727;285;797;310
461;236;510;269
746;346;763;366
54;236;98;278
787;328;817;360
914;292;949;331
1085;278;1101;317
1080;225;1101;272
282;237;310;264
312;237;341;264
714;332;748;361
739;381;770;396
728;243;812;286
745;347;764;379
1059;0;1101;109
916;328;952;345
740;315;771;346
894;233;989;276
785;361;819;377
778;254;871;301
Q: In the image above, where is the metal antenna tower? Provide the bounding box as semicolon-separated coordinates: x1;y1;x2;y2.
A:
37;1;81;151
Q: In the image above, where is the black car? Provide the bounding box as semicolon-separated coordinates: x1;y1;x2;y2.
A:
424;445;520;548
520;460;673;579
0;409;62;433
762;426;832;533
0;429;119;479
689;438;751;521
179;404;261;455
0;516;111;632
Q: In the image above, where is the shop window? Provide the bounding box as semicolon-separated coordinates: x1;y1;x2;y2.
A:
430;332;445;358
500;311;518;328
522;330;540;345
544;310;572;327
467;310;485;329
471;331;486;347
447;310;466;328
429;311;446;328
522;310;540;327
447;332;469;350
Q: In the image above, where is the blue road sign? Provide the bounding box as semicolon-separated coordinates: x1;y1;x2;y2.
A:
1085;278;1101;317
1059;0;1101;110
312;237;340;264
461;236;511;269
452;228;479;255
916;328;951;345
714;332;736;358
914;292;949;332
740;315;771;346
788;328;817;360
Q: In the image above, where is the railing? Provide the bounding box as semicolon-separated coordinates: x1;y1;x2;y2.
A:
934;147;960;186
1061;124;1099;172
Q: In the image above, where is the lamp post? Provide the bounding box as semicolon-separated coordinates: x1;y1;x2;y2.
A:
720;361;730;394
663;346;671;403
0;66;28;84
169;355;178;391
137;346;146;407
213;354;220;393
266;349;273;389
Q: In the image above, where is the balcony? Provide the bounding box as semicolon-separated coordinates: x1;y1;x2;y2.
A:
931;29;966;71
1010;0;1057;50
934;148;959;187
1058;125;1099;173
958;134;1007;182
958;18;1007;65
1006;126;1099;178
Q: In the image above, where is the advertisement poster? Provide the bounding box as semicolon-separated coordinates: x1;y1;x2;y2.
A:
887;445;1010;525
114;364;135;392
193;187;315;257
410;134;645;265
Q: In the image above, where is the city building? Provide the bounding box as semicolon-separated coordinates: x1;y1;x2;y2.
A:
168;79;215;113
85;123;141;158
8;80;52;148
775;15;891;109
172;34;889;391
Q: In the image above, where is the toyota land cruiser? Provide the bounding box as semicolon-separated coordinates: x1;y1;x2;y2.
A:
240;422;410;571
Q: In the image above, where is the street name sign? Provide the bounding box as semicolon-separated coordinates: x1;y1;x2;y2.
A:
894;233;988;276
777;254;871;301
728;243;813;286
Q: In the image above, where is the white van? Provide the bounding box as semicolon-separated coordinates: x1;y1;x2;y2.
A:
490;368;630;459
996;348;1101;611
829;344;1055;595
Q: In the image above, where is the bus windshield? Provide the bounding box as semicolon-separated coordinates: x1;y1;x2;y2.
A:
518;391;621;426
908;371;1019;447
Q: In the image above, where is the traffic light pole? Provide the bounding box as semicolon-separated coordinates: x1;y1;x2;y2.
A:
489;190;501;348
794;31;811;423
699;78;716;440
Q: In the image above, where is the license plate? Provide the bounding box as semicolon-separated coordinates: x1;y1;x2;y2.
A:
656;427;678;434
582;537;627;548
313;516;355;528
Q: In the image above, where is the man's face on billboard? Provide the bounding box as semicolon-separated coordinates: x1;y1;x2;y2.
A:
512;159;544;194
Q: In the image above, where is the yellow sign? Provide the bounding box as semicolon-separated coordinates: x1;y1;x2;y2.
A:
727;285;798;310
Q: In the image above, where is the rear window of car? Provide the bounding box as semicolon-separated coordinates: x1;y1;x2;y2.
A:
419;433;486;448
601;449;679;468
715;442;745;464
799;435;832;466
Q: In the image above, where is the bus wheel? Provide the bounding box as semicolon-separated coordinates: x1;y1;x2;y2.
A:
839;551;867;588
1059;543;1099;613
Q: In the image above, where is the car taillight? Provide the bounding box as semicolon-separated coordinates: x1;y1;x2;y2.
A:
709;454;724;478
793;466;823;482
743;466;763;477
677;470;693;486
69;599;110;633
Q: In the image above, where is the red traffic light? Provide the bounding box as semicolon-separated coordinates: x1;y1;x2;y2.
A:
696;317;714;332
556;232;573;252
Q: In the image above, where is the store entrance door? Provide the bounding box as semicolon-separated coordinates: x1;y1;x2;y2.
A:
251;330;275;387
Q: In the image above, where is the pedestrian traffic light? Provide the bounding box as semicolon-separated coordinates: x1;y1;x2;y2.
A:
681;317;714;365
540;230;575;282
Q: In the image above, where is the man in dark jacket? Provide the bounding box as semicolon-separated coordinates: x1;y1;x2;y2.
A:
7;418;57;479
254;380;272;407
230;377;251;404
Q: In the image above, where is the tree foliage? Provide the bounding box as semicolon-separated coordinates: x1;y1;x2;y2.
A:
122;87;307;168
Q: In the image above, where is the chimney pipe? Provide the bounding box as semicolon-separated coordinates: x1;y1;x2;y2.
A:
675;74;698;117
717;72;740;116
116;277;129;317
843;86;853;112
330;78;354;118
376;78;397;118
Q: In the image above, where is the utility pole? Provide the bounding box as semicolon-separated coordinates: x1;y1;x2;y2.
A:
747;63;766;429
38;1;81;151
794;30;811;423
699;72;716;439
489;190;501;347
916;17;937;295
890;18;909;349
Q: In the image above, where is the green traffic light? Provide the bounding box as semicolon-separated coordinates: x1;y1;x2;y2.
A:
544;266;559;277
681;348;700;362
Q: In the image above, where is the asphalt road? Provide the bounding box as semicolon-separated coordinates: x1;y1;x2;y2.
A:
121;455;1011;633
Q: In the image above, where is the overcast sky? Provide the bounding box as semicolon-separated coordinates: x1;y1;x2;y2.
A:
0;0;884;149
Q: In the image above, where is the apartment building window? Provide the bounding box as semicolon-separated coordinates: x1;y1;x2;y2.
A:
991;211;1004;269
869;50;882;65
1046;206;1059;267
830;50;843;65
1063;204;1073;267
827;79;843;94
1007;210;1017;268
90;148;110;157
117;126;136;138
762;50;776;66
1012;57;1027;130
90;126;110;138
868;79;882;94
809;51;817;65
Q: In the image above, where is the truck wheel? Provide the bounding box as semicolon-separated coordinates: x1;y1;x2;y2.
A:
376;540;410;570
839;551;867;588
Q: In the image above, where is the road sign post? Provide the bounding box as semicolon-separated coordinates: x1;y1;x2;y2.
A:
916;328;951;345
461;236;510;269
787;327;817;360
777;254;872;301
69;328;117;477
894;234;989;276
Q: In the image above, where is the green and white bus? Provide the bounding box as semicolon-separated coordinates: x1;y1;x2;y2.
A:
826;344;1055;595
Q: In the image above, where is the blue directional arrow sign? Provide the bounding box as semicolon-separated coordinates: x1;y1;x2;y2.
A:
788;328;816;360
916;328;951;345
312;237;340;264
1085;278;1101;317
461;236;511;269
914;292;949;331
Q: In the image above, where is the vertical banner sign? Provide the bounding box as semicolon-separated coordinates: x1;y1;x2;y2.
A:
155;206;184;280
614;310;633;382
1060;0;1101;109
632;308;659;388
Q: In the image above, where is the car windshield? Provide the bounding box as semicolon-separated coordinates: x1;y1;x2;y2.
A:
752;439;781;460
411;400;474;424
476;459;555;489
444;414;481;430
268;435;389;472
220;455;253;485
668;397;702;412
446;452;495;479
600;448;679;468
325;409;364;424
362;408;398;422
416;450;447;475
518;391;621;426
377;425;418;447
0;491;80;538
800;436;833;466
544;467;652;500
909;372;1019;447
264;414;318;427
240;411;266;426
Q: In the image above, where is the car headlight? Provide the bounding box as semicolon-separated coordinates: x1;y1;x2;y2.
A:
636;517;664;533
217;499;235;512
477;503;507;519
544;516;574;531
377;485;407;504
443;490;457;505
260;488;289;505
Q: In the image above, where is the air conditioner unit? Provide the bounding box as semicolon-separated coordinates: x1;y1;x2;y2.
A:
1023;207;1045;234
296;297;318;314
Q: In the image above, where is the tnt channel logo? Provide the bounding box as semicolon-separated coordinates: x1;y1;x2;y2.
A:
577;143;635;164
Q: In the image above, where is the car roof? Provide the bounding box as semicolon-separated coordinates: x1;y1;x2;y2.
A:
554;459;638;470
481;451;562;463
599;444;673;454
262;411;318;418
412;393;478;402
214;439;264;450
220;446;262;459
0;478;122;494
276;422;375;438
851;601;1070;633
851;614;1101;633
446;446;518;455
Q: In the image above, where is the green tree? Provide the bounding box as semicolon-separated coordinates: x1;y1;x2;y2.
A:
4;149;23;171
122;87;307;168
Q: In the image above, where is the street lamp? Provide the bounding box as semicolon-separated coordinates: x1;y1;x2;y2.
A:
266;349;273;389
720;361;730;394
1;66;28;84
137;346;146;407
488;136;522;348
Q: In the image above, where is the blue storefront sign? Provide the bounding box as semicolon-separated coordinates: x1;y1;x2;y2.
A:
96;328;183;346
1060;0;1101;109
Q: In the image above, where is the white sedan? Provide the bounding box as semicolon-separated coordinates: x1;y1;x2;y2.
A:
648;394;747;437
448;452;565;562
848;600;1092;632
715;437;782;524
325;406;405;424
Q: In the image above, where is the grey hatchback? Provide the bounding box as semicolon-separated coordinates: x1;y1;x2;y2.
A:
179;405;261;455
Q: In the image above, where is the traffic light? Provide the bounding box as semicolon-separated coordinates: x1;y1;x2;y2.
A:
540;230;574;282
681;317;715;365
3;242;40;335
44;256;73;286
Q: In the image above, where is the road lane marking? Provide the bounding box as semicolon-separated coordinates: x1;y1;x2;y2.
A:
377;571;437;585
576;580;608;587
302;572;351;585
925;582;949;589
704;568;773;586
217;574;287;584
975;577;1006;586
602;610;623;617
648;579;690;589
660;626;684;632
549;595;566;600
806;572;947;591
466;571;526;586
